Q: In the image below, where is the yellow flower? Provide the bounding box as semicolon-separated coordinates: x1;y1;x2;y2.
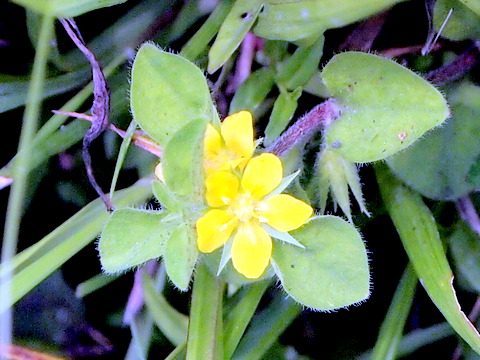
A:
204;111;254;176
196;153;313;279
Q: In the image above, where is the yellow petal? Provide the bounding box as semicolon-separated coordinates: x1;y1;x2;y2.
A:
196;209;237;253
258;194;313;232
241;153;283;198
204;124;222;157
205;171;240;207
231;221;272;279
221;111;254;162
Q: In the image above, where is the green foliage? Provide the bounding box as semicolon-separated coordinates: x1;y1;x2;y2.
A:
377;164;480;355
5;0;480;358
99;208;175;273
130;43;217;146
273;216;370;310
11;0;128;16
434;0;480;40
253;0;406;42
388;81;480;200
322;52;449;163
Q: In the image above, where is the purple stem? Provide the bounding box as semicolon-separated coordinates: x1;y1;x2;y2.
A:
266;98;341;157
455;195;480;238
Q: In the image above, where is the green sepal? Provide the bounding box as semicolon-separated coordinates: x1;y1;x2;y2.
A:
322;52;449;163
99;208;177;273
316;149;368;222
208;0;263;73
264;87;302;146
162;119;207;199
11;0;128;16
272;216;370;311
164;223;199;291
130;43;217;146
229;67;276;116
387;81;480;200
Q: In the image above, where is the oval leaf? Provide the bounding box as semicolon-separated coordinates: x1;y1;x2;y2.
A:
387;81;480;200
165;223;198;291
99;208;176;273
130;43;217;146
273;216;370;311
254;0;405;42
322;52;449;163
12;0;128;16
162;119;207;198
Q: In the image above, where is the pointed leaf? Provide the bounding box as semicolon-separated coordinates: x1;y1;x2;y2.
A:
100;208;177;273
208;0;263;73
162;119;207;198
164;223;198;291
131;43;217;146
376;163;480;355
273;216;370;311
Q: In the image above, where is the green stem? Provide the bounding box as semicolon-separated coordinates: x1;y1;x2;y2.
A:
0;13;54;350
186;262;224;360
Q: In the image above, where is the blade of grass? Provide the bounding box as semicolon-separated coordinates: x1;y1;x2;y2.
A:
180;0;233;61
1;13;54;350
223;280;272;360
0;178;152;314
75;272;120;298
109;120;138;198
232;293;302;360
142;272;188;346
376;163;480;355
371;263;417;360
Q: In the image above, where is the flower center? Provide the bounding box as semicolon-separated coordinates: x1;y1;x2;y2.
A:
230;191;257;222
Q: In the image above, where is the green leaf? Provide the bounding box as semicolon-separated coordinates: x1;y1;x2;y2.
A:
164;223;198;291
130;43;217;146
273;216;370;311
231;293;301;360
275;35;324;91
449;223;480;294
434;0;480;40
152;180;182;211
162;119;207;198
376;163;480;356
322;52;449;163
99;208;177;273
458;0;480;16
371;264;417;360
264;87;302;146
142;273;188;346
229;67;276;116
11;0;128;17
207;0;263;73
0;180;152;313
388;81;480;200
254;0;406;42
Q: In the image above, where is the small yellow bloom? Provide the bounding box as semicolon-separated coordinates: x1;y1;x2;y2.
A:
196;153;313;279
204;111;254;176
